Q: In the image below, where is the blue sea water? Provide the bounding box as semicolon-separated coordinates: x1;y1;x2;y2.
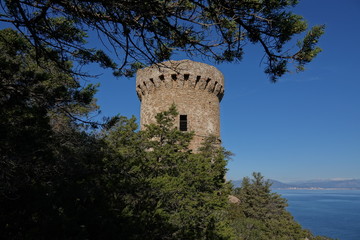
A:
276;190;360;240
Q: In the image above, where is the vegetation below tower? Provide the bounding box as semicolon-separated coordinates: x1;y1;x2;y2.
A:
0;28;332;239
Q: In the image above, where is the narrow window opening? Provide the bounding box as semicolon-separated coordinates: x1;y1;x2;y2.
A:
212;81;218;92
216;86;223;96
179;115;187;131
194;76;201;87
137;84;145;95
204;78;211;89
159;75;165;81
171;74;177;80
184;74;190;80
149;78;155;86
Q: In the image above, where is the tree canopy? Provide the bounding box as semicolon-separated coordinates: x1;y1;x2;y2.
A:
228;172;334;240
0;30;232;238
0;30;333;238
0;0;324;81
0;1;331;238
0;28;110;238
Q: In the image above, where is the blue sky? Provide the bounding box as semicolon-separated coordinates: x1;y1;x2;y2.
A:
92;0;360;182
2;1;358;182
221;0;360;182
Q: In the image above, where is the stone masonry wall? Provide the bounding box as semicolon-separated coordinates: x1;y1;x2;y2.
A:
136;60;224;151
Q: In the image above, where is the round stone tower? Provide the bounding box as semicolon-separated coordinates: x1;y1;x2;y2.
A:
136;59;224;151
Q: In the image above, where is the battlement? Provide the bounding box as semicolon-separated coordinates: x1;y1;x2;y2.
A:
136;60;225;101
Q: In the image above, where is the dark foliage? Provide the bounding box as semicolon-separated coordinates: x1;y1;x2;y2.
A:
1;0;324;81
228;172;335;240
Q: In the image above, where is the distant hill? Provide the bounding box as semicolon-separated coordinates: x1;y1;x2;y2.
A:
231;180;242;188
230;179;360;190
270;180;295;189
287;179;360;189
230;179;295;189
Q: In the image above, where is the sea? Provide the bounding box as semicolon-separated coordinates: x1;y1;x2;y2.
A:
276;190;360;240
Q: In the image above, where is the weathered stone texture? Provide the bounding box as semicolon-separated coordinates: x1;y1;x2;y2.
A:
136;59;224;151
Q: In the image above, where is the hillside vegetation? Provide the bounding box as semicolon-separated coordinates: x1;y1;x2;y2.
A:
0;28;333;239
229;173;334;240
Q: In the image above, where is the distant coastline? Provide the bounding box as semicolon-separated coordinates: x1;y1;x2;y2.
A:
273;187;360;190
231;179;360;190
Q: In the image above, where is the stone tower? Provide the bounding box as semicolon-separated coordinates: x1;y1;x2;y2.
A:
136;59;224;150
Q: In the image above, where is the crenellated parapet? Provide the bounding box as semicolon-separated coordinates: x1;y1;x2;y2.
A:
136;60;225;101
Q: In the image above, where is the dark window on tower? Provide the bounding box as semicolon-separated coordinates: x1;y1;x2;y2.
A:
179;115;187;131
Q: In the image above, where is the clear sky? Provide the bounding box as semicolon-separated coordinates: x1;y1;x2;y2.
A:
3;1;358;182
92;0;360;182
